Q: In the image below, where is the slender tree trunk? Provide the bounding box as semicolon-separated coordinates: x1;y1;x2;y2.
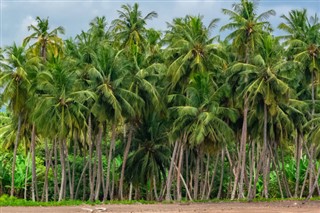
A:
201;154;210;200
31;123;37;201
193;147;201;200
248;140;255;198
269;144;284;198
65;141;73;200
42;139;53;202
249;110;268;200
176;142;184;201
206;153;219;199
309;71;315;194
104;123;116;201
58;139;67;201
75;160;89;200
165;141;179;201
11;115;22;197
119;123;133;200
262;103;269;199
95;123;104;200
237;96;249;199
71;134;78;200
306;165;320;200
217;148;225;199
129;182;133;201
87;115;95;202
53;138;59;201
294;134;302;197
24;152;30;200
174;163;193;201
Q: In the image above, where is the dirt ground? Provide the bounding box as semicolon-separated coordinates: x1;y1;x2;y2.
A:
0;201;319;213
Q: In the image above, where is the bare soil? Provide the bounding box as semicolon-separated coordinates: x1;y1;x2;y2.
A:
1;201;319;213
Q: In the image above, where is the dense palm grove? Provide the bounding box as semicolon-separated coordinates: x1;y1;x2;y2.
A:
0;0;320;202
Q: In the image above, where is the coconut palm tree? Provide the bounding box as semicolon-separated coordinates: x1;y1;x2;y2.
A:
231;35;291;198
164;15;225;92
221;0;275;199
23;16;65;60
169;72;237;200
111;3;157;55
279;10;320;196
32;54;93;201
0;43;40;197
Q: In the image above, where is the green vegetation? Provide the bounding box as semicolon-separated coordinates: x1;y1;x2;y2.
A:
0;0;319;203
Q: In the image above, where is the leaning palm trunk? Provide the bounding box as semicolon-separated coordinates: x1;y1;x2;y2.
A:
306;165;320;200
11;114;22;197
119;124;133;200
176;142;184;201
165;141;179;201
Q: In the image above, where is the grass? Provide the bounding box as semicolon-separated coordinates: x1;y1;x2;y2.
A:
0;194;319;207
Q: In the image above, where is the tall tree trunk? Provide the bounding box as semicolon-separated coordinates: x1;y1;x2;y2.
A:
71;133;78;200
306;165;320;200
193;147;201;200
53;138;59;201
201;154;210;200
95;123;104;200
58;139;67;201
217;148;225;199
165;141;179;201
24;152;30;200
119;123;133;200
176;142;184;201
104;123;116;201
11;114;22;197
129;182;133;201
247;140;255;198
237;96;249;199
249;105;268;200
75;160;88;200
87;115;95;202
42;139;53;202
309;71;315;194
262;103;269;198
206;153;219;199
294;134;302;197
31;123;37;201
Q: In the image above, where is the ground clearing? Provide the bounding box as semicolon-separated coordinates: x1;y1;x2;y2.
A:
1;201;319;213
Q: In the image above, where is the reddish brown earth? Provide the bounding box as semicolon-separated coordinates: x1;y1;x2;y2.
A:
1;201;319;213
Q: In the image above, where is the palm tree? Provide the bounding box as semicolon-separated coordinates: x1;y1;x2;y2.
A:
111;3;157;55
33;54;93;201
124;111;170;200
23;16;65;60
164;15;225;92
0;43;40;197
231;35;291;198
279;10;320;196
221;0;275;199
169;72;237;200
86;42;143;200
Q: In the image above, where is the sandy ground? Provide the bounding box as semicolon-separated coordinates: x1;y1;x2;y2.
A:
0;201;320;213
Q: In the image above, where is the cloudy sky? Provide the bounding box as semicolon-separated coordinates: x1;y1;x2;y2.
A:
0;0;319;47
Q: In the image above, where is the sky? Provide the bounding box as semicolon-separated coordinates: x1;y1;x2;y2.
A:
0;0;319;47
